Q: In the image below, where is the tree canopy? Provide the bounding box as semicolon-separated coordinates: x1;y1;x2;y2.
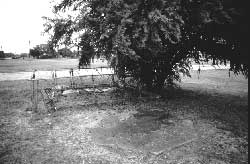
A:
58;47;74;58
44;0;248;89
29;46;43;59
29;43;55;59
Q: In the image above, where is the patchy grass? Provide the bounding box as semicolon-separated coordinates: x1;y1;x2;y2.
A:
0;70;248;164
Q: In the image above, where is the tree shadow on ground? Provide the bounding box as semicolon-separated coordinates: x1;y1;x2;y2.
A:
112;85;248;138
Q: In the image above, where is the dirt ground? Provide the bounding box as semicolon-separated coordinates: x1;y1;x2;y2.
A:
0;70;248;164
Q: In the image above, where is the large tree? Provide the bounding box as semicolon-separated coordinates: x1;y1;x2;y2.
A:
44;0;248;89
30;43;55;59
58;47;74;58
29;46;43;59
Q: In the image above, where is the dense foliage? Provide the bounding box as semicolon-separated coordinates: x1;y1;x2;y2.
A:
29;43;78;59
29;46;44;59
58;47;75;58
44;0;248;89
29;43;55;59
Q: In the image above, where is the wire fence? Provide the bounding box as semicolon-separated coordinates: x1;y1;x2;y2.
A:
29;67;120;113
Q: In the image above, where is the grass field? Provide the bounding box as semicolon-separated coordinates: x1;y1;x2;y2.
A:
0;58;226;73
0;58;108;73
0;64;248;163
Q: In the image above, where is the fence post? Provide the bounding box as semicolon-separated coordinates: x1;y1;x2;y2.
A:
52;70;57;87
36;80;39;111
70;68;75;88
111;74;115;86
30;79;39;112
29;69;39;112
197;65;201;79
55;70;57;86
92;73;94;91
92;73;98;104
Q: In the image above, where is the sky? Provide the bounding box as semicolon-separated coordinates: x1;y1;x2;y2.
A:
0;0;55;54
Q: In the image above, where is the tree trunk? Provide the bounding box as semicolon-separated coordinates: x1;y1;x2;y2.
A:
141;62;154;90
